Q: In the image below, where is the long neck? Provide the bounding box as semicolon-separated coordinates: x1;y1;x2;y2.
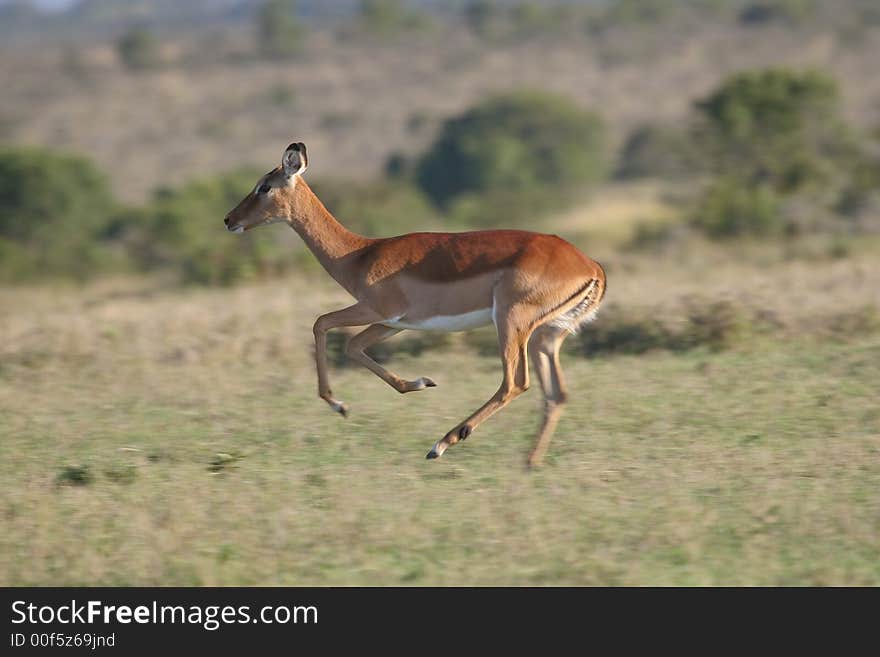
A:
287;180;374;293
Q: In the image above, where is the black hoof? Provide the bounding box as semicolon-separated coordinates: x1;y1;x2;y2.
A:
458;425;471;441
426;449;439;460
425;380;437;387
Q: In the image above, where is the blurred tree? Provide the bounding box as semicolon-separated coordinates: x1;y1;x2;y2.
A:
115;169;293;285
257;0;304;59
116;26;162;71
689;68;866;239
695;69;855;194
0;147;117;280
415;91;606;216
616;123;696;179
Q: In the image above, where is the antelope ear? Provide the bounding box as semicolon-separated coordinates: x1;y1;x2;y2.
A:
281;142;308;177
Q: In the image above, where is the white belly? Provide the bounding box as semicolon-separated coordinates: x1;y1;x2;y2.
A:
383;308;493;332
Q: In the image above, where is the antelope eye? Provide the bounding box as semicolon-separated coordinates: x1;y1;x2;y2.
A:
257;184;271;194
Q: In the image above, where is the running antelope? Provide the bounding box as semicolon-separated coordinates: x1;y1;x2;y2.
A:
224;142;606;466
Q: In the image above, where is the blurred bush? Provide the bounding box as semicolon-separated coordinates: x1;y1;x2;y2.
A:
111;169;296;285
463;0;581;40
415;91;606;226
116;27;162;71
625;221;689;252
0;146;119;281
601;0;679;25
834;149;880;230
689;68;865;239
356;0;433;37
56;464;93;487
616;122;697;180
691;178;784;238
574;299;753;356
694;68;854;194
463;0;499;37
821;305;880;340
257;0;304;59
739;0;817;25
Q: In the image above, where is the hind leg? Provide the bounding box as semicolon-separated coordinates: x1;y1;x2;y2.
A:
426;305;533;459
526;324;570;467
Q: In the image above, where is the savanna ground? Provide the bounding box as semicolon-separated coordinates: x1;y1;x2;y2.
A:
2;191;879;586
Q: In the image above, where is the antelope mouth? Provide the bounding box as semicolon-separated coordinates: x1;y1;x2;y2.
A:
227;225;245;234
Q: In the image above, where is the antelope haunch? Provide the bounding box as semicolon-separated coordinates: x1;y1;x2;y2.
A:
224;142;606;466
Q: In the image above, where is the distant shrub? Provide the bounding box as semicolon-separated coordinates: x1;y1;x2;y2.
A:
319;111;359;132
265;83;297;107
464;0;499;36
602;0;678;25
575;309;674;356
739;0;816;25
695;69;853;194
574;299;754;357
509;2;568;36
415;91;606;223
117;27;162;71
835;155;880;225
56;465;93;487
463;0;579;40
822;305;880;340
688;68;864;239
616;123;696;179
691;178;784;238
114;170;297;285
357;0;432;37
257;0;304;58
625;221;687;252
0;146;118;281
104;463;137;485
680;298;750;351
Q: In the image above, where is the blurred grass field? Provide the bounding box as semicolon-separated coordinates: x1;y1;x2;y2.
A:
2;230;879;586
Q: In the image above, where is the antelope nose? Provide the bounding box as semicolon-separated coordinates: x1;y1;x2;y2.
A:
224;215;230;226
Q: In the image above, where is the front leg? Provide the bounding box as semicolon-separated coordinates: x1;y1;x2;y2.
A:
313;303;383;416
346;324;437;393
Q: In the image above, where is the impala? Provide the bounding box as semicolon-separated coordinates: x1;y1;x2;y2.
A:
224;142;606;466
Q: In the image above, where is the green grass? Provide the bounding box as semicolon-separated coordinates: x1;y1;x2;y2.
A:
1;290;878;585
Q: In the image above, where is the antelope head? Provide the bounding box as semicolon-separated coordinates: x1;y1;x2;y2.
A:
224;142;309;233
